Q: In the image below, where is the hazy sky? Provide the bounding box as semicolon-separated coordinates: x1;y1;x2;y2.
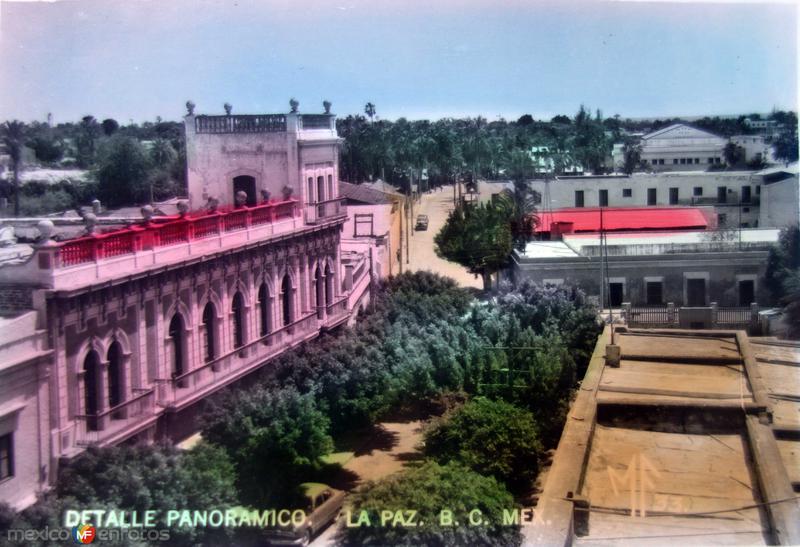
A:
0;0;797;123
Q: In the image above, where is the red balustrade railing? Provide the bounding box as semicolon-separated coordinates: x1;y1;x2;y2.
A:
224;210;248;231
54;199;299;268
192;215;221;238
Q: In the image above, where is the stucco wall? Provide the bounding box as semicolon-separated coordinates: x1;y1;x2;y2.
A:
760;177;800;229
529;172;764;227
510;251;770;307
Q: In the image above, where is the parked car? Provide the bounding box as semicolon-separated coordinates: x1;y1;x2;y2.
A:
265;483;345;546
415;214;429;231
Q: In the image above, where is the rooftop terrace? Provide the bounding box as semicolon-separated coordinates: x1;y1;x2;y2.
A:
527;327;800;546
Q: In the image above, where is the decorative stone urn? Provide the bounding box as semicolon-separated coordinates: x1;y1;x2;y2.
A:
289;98;299;113
282;186;294;200
207;197;219;212
37;220;54;243
140;205;155;223
260;189;271;202
323;100;332;114
234;191;248;207
186;100;195;115
83;213;97;235
224;102;232;115
176;200;189;216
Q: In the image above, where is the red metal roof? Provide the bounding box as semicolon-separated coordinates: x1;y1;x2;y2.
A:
535;207;709;233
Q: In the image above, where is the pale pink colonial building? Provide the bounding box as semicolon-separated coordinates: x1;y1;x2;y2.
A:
0;101;373;509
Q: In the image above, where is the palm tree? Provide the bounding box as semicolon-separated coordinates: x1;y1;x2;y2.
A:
364;102;376;123
1;120;26;217
498;149;539;250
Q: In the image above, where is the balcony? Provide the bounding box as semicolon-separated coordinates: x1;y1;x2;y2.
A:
155;313;320;409
304;197;347;225
319;296;349;330
75;388;157;446
195;114;287;134
29;199;303;291
300;114;335;131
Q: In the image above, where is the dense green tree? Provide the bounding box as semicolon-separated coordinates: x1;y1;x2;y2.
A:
723;141;745;167
572;105;610;174
765;225;800;301
101;118;119;136
94;135;153;206
28;135;64;164
773;112;799;164
52;442;237;545
424;398;543;490
203;387;333;506
1;120;25;216
435;202;513;290
621;141;642;174
343;461;522;547
76;115;100;167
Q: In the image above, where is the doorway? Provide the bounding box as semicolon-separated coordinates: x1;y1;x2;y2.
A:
608;283;624;307
686;278;706;306
233;175;257;206
738;280;755;306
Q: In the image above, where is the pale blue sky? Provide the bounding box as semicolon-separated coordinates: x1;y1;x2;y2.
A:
0;0;797;123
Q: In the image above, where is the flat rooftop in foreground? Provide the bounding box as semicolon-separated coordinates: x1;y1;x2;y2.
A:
527;328;800;546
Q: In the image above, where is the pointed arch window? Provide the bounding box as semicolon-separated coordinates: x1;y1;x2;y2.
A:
314;266;324;319
107;342;125;418
258;283;271;337
83;351;101;431
169;314;185;385
282;274;293;327
202;302;216;362
232;292;245;349
325;263;334;307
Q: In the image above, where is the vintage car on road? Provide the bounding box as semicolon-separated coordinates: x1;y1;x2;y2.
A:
265;483;345;546
415;214;429;231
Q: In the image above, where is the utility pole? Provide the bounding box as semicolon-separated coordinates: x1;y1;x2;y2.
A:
409;172;414;238
398;197;404;274
599;207;605;315
405;194;410;265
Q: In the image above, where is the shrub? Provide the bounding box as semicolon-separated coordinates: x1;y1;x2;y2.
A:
343;461;522;547
203;387;333;506
423;397;543;491
54;442;237;545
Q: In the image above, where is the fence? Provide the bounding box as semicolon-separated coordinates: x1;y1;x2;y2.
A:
622;302;762;333
57;199;298;267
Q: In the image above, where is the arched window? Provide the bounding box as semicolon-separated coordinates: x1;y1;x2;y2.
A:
307;177;315;203
314;266;324;319
107;342;124;417
325;263;334;307
168;314;185;381
327;174;334;199
202;302;216;362
317;176;326;203
232;292;245;349
258;283;271;337
83;351;101;431
233;175;257;206
281;274;292;327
